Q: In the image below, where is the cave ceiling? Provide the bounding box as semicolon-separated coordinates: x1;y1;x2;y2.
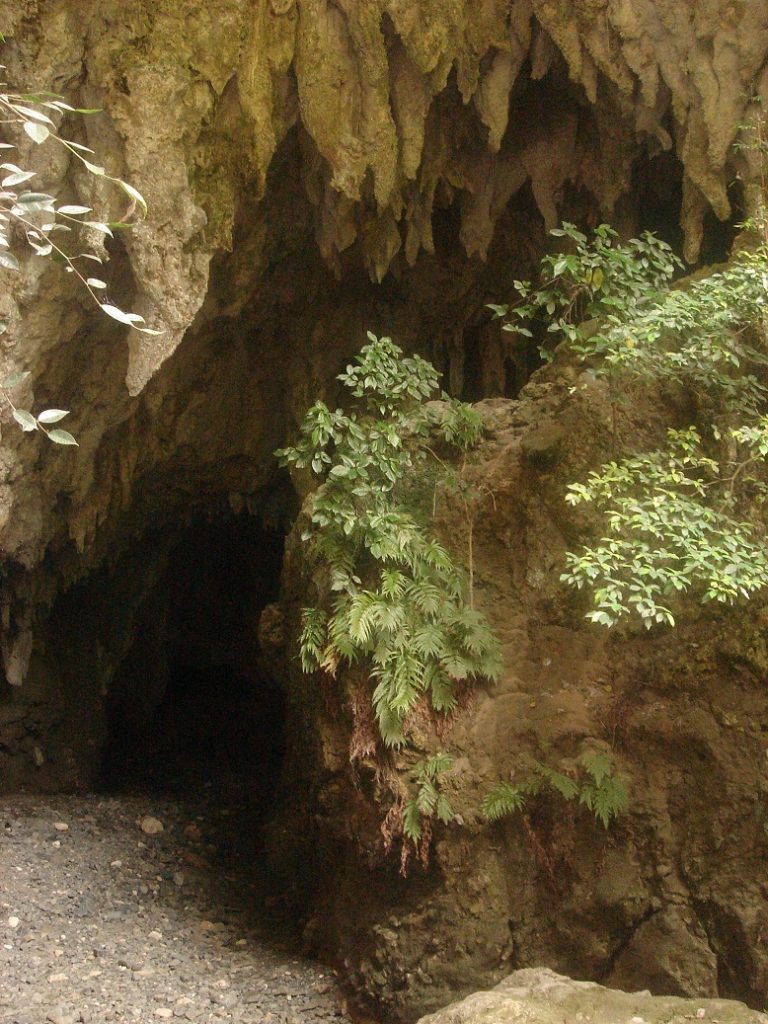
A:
0;0;767;688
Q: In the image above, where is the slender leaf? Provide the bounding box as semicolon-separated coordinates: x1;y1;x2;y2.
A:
47;428;78;446
12;408;38;431
37;409;69;424
23;121;49;144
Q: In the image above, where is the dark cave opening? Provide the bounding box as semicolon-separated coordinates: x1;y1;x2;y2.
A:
100;514;288;816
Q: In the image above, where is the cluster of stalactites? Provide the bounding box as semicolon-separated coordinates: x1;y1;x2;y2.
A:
239;0;768;279
2;0;766;396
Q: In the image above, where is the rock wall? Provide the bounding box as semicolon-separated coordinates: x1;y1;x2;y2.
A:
275;371;768;1019
0;1;768;1020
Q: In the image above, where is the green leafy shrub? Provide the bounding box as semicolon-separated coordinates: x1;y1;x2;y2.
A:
559;244;768;628
495;215;768;629
276;334;502;748
489;222;682;357
561;425;768;627
482;751;628;829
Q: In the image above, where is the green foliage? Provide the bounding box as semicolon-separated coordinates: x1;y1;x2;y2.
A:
0;380;78;445
0;55;156;444
568;248;768;414
402;752;456;842
439;399;483;451
480;780;528;821
561;426;768;627
482;751;628;829
489;222;682;358
277;334;502;748
495;213;768;629
558;246;768;628
578;751;630;828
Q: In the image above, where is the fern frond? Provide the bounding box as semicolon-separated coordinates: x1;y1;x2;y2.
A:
423;752;454;777
536;763;579;800
412;624;446;659
347;591;378;645
441;651;476;681
381;569;407;598
372;599;406;633
377;704;406;748
580;774;628;828
299;607;327;671
416;778;438;815
482;782;527;821
405;579;443;616
403;799;422;841
580;750;612;786
435;793;455;825
428;669;457;712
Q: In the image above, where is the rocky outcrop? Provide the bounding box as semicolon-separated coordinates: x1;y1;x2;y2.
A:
274;375;768;1020
417;968;768;1024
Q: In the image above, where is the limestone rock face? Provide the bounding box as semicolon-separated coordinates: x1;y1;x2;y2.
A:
417;969;768;1024
275;380;768;1020
1;3;768;1022
0;0;765;589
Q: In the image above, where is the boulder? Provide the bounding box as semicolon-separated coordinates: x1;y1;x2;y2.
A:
417;969;768;1024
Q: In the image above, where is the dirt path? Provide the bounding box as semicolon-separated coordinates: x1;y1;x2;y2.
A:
0;789;351;1024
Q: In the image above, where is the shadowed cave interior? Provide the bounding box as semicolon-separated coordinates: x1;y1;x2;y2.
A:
100;514;288;819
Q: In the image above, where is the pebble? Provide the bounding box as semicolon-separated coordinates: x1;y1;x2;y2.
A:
46;1007;76;1024
53;822;69;832
7;916;19;929
140;816;164;836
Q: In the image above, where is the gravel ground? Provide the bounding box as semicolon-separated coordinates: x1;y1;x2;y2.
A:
0;788;351;1024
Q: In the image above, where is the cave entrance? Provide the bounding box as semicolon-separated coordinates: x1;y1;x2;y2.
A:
101;514;287;818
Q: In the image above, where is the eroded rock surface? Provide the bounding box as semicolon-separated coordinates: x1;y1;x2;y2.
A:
276;378;768;1019
416;968;768;1024
1;3;768;1022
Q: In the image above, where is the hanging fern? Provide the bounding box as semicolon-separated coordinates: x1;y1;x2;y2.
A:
403;752;456;842
482;751;628;829
578;751;629;828
277;334;502;748
481;781;528;821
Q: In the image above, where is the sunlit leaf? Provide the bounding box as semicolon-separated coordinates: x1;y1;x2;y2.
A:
23;121;49;144
47;428;78;446
63;140;95;154
58;205;92;215
84;221;113;236
37;409;69;424
100;303;145;326
113;178;147;216
0;251;20;271
10;104;55;125
81;159;105;176
12;408;38;431
2;169;35;187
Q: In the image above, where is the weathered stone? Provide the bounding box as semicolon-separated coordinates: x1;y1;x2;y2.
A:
417;969;768;1024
